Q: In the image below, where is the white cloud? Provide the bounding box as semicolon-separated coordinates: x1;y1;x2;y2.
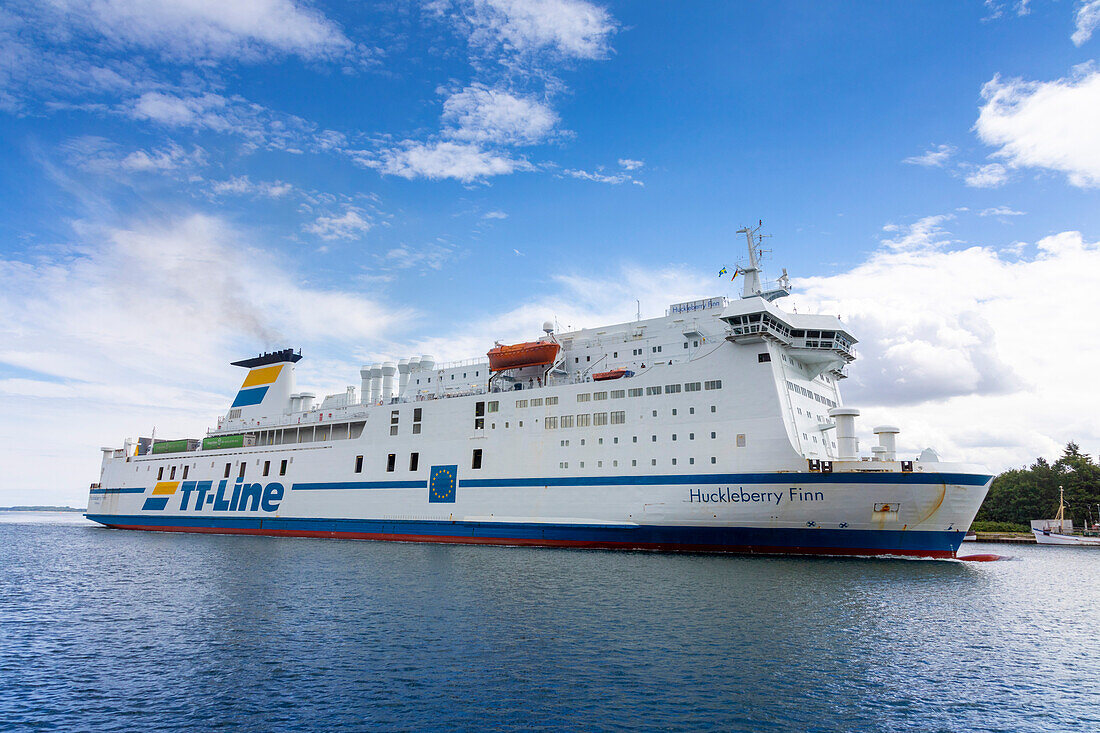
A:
1073;1;1100;45
964;162;1009;188
617;158;644;170
793;219;1100;469
49;0;355;62
64;136;207;175
373;141;531;182
974;68;1100;187
880;214;954;251
0;214;414;505
979;206;1026;217
381;242;459;271
123;91;317;151
305;207;373;240
902;144;956;167
448;0;617;60
482;210;509;219
211;175;294;198
562;167;642;185
442;84;559;145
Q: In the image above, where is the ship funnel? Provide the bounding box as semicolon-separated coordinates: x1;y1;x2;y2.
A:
828;407;860;460
360;365;371;405
369;364;383;404
871;446;888;462
398;358;411;396
419;355;435;373
381;362;397;403
873;425;900;462
289;393;301;413
299;392;316;412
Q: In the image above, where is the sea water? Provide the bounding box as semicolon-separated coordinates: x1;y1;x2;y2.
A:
1;514;1098;732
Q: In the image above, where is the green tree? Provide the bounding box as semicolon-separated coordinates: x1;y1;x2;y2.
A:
975;443;1100;528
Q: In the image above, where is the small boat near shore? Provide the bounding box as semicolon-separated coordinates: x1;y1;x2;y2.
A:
1032;487;1100;545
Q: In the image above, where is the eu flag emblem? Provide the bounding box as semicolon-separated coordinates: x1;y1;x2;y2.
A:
429;465;458;503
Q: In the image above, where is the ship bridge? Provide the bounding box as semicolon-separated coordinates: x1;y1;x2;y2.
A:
720;297;856;380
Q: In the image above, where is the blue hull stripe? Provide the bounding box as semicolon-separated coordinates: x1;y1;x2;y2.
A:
458;472;992;488
85;514;966;555
90;487;147;495
294;480;428;491
141;497;170;511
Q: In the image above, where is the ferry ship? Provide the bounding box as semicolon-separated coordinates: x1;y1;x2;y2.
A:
86;225;992;558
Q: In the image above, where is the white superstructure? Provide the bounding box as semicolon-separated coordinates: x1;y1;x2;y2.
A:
87;226;992;558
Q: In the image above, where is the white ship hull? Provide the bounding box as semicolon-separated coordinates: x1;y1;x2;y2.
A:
1032;530;1100;546
86;234;993;559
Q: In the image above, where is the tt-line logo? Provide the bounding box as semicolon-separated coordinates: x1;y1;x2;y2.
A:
141;478;284;512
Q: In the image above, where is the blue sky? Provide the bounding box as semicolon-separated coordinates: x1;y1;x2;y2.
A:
2;0;1100;504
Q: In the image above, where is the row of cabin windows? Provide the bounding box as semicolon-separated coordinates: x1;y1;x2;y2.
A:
512;381;721;410
254;421;366;446
160;458;288;481
390;407;424;436
560;457;721;469
354;451;482;472
785;380;838;409
416;370;482;385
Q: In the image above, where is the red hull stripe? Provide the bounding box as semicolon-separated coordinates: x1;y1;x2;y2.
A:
97;522;956;558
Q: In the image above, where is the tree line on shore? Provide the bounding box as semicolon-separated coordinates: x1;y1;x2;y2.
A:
974;443;1100;531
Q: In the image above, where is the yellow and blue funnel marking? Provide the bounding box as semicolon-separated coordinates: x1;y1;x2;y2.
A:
232;365;284;408
429;466;457;503
142;481;179;511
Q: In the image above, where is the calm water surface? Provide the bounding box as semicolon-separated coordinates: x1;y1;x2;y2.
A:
2;513;1099;732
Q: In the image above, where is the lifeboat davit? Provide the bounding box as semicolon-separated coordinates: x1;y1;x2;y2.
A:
487;341;560;372
592;369;634;381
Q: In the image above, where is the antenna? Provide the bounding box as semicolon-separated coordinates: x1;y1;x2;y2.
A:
635;299;641;321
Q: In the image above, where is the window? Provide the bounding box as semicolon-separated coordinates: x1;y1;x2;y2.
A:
610;390;625;399
611;411;625;425
672;434;677;441
646;386;662;396
475;418;484;430
409;452;419;471
561;415;574;428
546;396;559;406
239;463;246;479
594;412;608;426
711;431;717;439
224;463;231;479
516;399;528;408
758;353;771;363
386;454;396;472
263;460;271;477
531;398;543;407
683;342;688;349
390;410;399;436
665;384;681;394
182;465;189;479
545;416;558;429
685;382;701;392
487;401;499;413
632;460;637;466
593;391;607;401
711;457;717;464
169;466;176;480
413;408;422;421
628;388;643;397
355;455;363;473
705;380;722;390
672;409;677;416
737;434;747;447
689;457;695;465
711;406;717;413
157;467;164;480
280;459;287;476
577;393;590;402
613;352;618;358
576;414;591;427
672;458;677;465
633;436;638;443
651;458;657;466
472;449;483;470
689;433;695;440
651;435;657;442
652;410;657;417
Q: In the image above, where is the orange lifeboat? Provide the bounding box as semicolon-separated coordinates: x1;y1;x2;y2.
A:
592;369;634;381
487;341;560;372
